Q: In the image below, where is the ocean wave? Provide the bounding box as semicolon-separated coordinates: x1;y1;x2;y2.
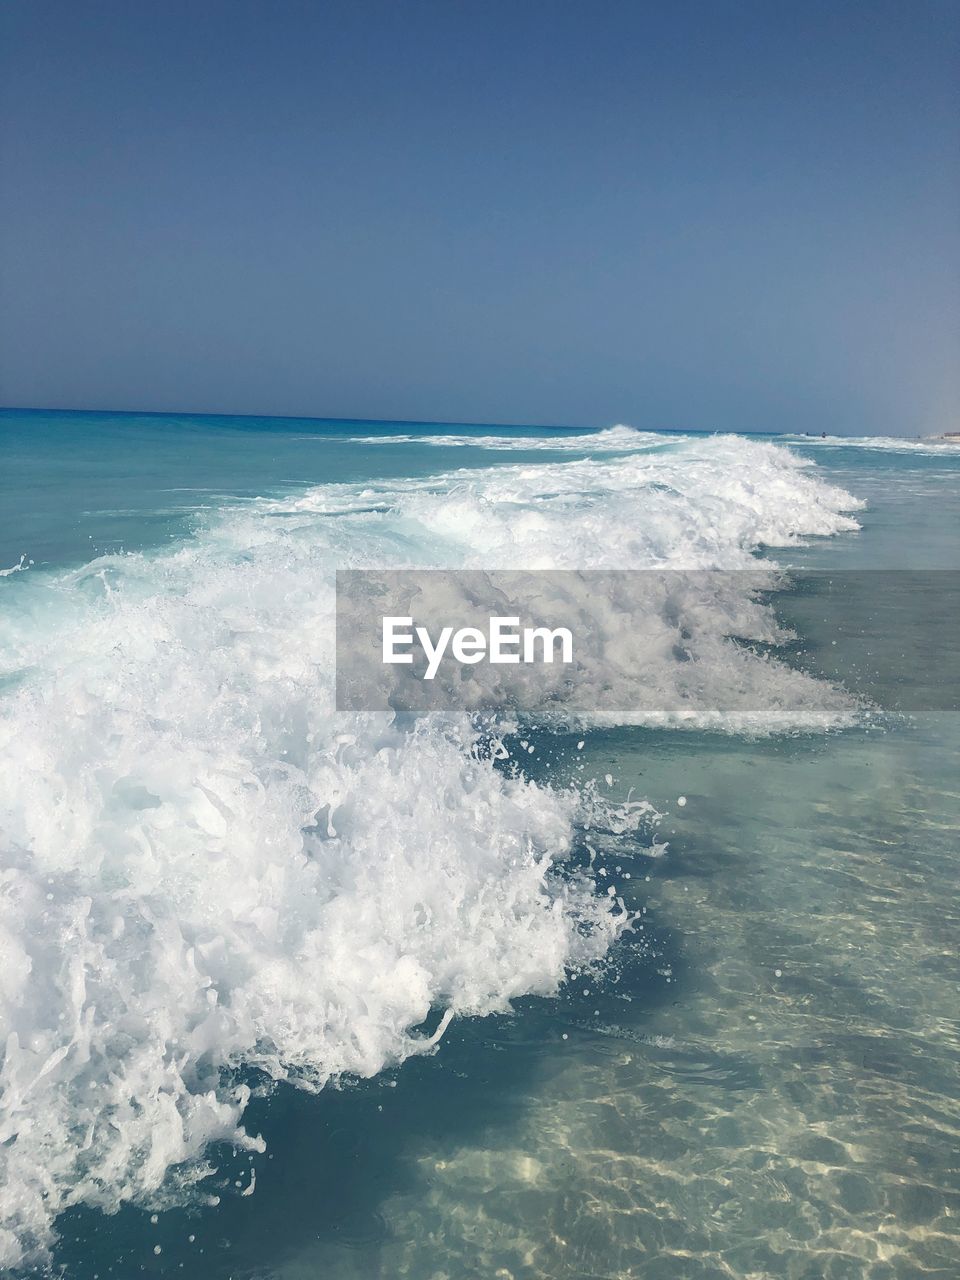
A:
269;434;861;571
0;433;862;1266
782;432;960;454
346;424;665;451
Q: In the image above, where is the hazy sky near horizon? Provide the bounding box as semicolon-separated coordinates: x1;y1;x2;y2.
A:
1;0;957;434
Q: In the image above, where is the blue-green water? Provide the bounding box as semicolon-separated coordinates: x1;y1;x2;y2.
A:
0;410;644;570
1;411;958;1278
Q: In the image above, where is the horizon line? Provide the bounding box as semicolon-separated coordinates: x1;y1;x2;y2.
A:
0;405;718;434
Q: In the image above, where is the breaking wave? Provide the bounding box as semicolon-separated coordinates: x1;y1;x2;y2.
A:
0;432;862;1266
346;424;662;451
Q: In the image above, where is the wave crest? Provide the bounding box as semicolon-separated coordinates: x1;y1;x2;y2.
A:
0;432;862;1265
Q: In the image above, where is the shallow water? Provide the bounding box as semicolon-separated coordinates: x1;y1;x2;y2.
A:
0;412;957;1278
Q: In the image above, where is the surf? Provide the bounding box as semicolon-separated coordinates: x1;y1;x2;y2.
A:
0;431;863;1267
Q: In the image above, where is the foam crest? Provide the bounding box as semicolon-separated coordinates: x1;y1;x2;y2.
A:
346;424;663;451
783;432;960;454
271;432;861;571
0;433;861;1265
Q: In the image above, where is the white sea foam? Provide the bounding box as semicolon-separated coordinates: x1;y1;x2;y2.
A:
782;432;960;454
0;432;862;1266
346;424;664;451
0;556;28;578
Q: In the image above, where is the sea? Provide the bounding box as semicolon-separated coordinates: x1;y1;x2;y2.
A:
1;409;958;1279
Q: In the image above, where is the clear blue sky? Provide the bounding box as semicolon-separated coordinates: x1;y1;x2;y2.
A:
0;0;957;433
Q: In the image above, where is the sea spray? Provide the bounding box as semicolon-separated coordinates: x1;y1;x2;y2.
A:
0;432;863;1266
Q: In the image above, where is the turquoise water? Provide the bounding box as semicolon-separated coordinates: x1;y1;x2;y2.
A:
0;410;625;569
1;411;958;1278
